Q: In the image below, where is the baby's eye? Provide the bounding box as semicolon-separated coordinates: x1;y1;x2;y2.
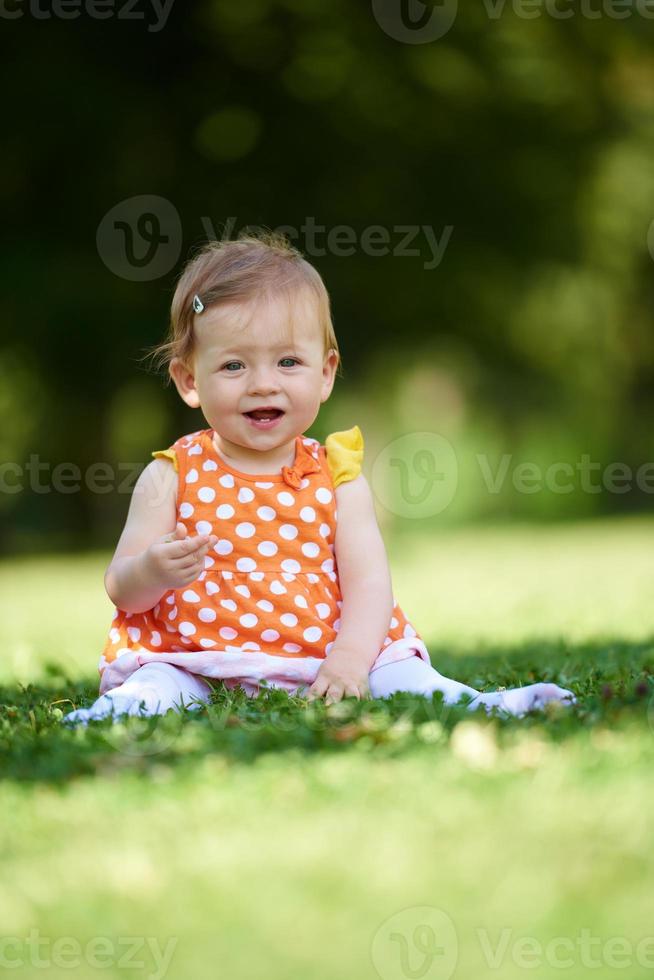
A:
220;358;299;372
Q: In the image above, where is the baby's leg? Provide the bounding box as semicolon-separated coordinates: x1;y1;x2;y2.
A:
61;662;213;726
368;656;576;718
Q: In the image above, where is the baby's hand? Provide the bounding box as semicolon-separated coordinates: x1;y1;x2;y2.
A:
144;522;218;590
305;648;370;705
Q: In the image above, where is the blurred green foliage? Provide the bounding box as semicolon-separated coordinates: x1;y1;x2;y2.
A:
2;1;654;552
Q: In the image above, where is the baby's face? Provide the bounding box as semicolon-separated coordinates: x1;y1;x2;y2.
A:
172;288;338;452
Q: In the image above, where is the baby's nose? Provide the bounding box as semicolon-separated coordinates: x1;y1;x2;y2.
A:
248;370;281;393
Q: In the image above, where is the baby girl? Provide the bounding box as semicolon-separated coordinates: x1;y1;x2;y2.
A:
63;232;576;725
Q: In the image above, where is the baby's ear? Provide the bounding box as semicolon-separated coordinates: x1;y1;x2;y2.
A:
320;348;339;402
169;357;201;409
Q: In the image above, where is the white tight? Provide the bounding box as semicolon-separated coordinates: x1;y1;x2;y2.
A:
61;656;576;725
368;657;576;716
62;662;214;725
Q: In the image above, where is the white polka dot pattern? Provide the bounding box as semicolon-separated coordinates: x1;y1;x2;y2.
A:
101;427;421;687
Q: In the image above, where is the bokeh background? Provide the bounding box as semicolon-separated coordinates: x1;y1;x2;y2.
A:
4;8;654;980
3;0;654;556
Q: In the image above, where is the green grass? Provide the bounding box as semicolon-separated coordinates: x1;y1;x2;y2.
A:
1;516;654;980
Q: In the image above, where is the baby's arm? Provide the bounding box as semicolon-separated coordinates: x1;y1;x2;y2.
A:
104;458;216;614
306;474;394;702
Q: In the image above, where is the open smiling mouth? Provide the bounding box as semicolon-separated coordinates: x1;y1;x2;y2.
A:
243;408;285;427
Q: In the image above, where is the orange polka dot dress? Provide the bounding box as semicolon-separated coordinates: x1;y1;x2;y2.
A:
97;425;431;696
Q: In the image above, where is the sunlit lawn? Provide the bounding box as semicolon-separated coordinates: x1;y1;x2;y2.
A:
1;516;653;980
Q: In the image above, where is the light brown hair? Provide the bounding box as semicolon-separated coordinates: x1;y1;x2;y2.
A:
142;229;342;384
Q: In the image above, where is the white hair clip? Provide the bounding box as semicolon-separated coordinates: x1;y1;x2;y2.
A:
192;294;205;314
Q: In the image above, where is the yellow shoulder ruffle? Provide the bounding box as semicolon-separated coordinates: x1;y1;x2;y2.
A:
325;425;364;488
151;448;179;473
